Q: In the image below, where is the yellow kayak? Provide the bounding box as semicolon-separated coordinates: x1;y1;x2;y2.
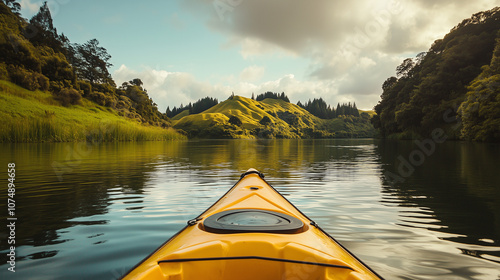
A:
121;169;383;280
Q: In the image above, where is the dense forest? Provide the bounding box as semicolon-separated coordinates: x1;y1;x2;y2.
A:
373;7;500;142
0;1;170;127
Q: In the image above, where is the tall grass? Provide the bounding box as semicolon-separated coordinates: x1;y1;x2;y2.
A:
85;121;185;142
0;117;185;142
1;117;63;142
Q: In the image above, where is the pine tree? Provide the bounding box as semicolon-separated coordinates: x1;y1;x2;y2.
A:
336;103;342;117
29;2;64;53
352;102;360;117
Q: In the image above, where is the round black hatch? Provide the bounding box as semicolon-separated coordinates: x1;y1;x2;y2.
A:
203;209;304;234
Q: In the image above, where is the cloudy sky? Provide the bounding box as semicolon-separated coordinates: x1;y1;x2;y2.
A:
20;0;498;110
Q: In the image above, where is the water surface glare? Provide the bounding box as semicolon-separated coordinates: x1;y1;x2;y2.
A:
0;139;499;279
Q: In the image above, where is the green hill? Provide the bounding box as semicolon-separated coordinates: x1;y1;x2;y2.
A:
171;109;190;120
173;96;375;139
0;80;186;142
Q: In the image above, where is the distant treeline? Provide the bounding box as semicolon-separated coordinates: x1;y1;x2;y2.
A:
166;96;219;118
254;91;290;102
297;98;360;119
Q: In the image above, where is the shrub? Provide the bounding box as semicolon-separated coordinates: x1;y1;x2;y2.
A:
0;63;8;80
260;116;272;125
78;80;92;96
54;88;81;106
88;91;107;106
229;115;243;127
1;34;42;72
36;73;49;91
92;83;115;95
88;91;115;107
8;65;49;91
277;111;298;126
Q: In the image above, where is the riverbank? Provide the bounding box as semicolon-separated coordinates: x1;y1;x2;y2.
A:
0;81;186;142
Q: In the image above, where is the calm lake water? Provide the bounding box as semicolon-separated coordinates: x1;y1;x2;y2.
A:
0;139;499;279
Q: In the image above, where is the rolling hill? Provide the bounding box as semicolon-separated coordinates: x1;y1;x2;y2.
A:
173;95;375;139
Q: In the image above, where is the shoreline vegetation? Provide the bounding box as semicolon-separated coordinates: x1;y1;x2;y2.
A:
1;2;498;143
171;94;375;139
0;80;185;142
0;79;375;142
0;1;375;143
373;7;500;142
0;1;187;143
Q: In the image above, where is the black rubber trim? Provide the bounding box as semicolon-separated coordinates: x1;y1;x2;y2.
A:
203;209;304;234
240;170;265;179
158;256;353;270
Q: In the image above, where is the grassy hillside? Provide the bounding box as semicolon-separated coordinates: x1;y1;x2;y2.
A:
0;81;186;142
171;109;190;120
173;96;375;139
359;110;377;117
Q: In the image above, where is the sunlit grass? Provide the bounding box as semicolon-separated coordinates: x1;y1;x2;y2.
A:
0;80;186;142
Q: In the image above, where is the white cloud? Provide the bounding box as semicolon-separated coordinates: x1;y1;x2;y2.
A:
20;0;72;18
19;0;41;15
181;0;497;110
239;65;265;82
237;37;279;59
114;64;380;112
113;65;231;111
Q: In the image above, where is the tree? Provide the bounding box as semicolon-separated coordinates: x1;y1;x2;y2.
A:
2;0;20;15
382;77;398;91
374;7;500;139
191;96;218;114
30;2;55;32
396;58;414;78
129;78;143;87
352;102;360;117
255;91;290;102
29;1;65;53
117;79;165;124
72;39;113;84
415;52;427;65
458;32;500;142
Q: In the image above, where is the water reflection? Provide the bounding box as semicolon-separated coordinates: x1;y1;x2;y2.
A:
376;140;500;264
0;140;499;279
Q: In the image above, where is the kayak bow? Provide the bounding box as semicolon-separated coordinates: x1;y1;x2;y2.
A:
121;169;383;280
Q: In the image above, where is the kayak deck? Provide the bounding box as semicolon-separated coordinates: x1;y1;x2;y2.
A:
122;170;382;280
